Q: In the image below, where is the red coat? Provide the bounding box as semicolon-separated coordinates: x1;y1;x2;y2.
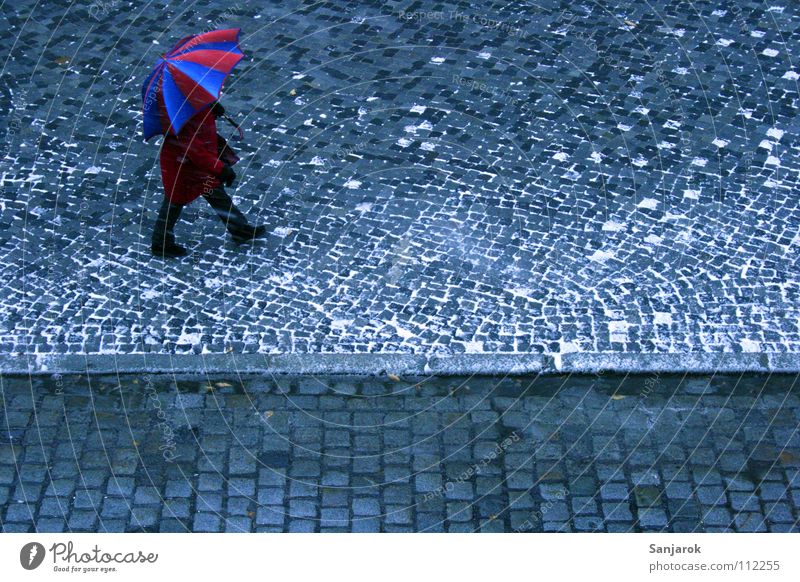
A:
160;109;229;205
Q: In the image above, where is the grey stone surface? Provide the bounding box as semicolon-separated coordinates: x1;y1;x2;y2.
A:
1;372;797;532
0;0;798;369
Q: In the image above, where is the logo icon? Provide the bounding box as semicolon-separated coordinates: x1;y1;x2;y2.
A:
20;542;46;570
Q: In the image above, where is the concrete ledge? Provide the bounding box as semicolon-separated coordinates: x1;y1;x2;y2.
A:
1;352;798;376
766;353;800;373
558;352;771;373
425;354;547;375
0;353;427;376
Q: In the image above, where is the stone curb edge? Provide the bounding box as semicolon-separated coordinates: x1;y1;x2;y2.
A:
1;352;798;376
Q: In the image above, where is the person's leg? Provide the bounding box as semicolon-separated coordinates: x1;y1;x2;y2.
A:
203;186;265;242
151;197;187;256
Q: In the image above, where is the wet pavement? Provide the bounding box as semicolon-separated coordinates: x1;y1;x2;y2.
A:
1;0;799;359
1;372;798;532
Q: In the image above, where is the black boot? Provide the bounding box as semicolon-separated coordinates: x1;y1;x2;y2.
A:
151;198;187;258
230;224;267;244
203;187;264;243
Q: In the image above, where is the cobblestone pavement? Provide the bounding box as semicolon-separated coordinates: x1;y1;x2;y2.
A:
1;373;798;532
1;0;799;358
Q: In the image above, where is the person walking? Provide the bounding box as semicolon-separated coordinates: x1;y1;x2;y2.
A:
141;27;263;258
152;101;264;258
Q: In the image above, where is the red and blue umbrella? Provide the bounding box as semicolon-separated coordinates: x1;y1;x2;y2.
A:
141;28;244;140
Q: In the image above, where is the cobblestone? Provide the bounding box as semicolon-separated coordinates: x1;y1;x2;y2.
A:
1;1;798;360
1;373;798;533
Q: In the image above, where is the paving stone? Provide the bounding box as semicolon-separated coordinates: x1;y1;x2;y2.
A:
198;474;224;492
447;523;475;533
226;497;252;516
196;493;223;513
603;502;634;522
192;513;222;532
289;499;317;519
76;492;109;520
768;523;798;533
758;482;789;501
46;479;76;497
104;478;135;498
224;516;253;532
351;517;381;533
132;486;161;505
68;511;98;531
446;502;473;523
540;502;570;522
130;507;160;529
574;516;605;532
36;518;65;532
764;503;794;524
290;461;321;478
322;489;349;507
443;481;474;501
695;486;726;505
572;496;599;515
321;472;349;487
729;492;760;512
637;508;669;529
4;503;34;522
101;498;132;519
39;497;68;517
256;506;285;527
600;483;630;501
702;508;733;528
385;505;412;525
258;469;287;488
383;485;413;505
229;450;257;475
664;481;693;500
734;513;767;533
415;473;443;494
320;508;349;527
633;486;662;508
258;488;285;506
352;497;381;517
164;480;193;498
228;478;256;497
288;520;316;533
2;523;33;532
163;499;191;520
289;481;319;497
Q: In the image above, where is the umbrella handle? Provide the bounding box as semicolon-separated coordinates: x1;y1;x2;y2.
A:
222;114;245;140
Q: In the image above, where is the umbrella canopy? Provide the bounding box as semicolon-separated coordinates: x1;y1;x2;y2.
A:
141;28;244;140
